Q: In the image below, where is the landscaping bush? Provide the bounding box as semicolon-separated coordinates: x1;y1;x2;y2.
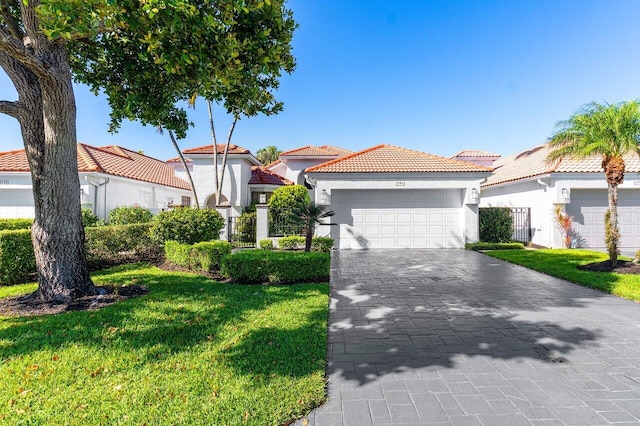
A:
466;242;525;251
479;207;514;243
85;223;161;269
109;205;153;225
221;250;330;284
279;235;305;250
259;239;274;250
268;185;311;214
0;218;32;231
165;240;232;272
151;208;224;244
235;211;256;243
311;237;334;252
0;229;35;285
82;208;102;227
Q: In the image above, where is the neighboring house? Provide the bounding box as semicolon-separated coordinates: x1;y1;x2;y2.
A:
480;144;640;250
172;144;292;215
451;150;501;168
306;144;492;249
0;144;192;219
267;145;353;186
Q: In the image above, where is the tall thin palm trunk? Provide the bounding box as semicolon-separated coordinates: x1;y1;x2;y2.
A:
168;129;199;208
207;100;219;206
217;116;238;205
607;183;619;265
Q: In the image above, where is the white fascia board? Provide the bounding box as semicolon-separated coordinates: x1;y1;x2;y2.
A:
481;174;552;190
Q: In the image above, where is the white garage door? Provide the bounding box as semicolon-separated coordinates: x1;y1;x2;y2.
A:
331;189;463;249
566;189;640;249
0;189;35;218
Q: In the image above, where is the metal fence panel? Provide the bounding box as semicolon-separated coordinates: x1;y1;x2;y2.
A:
228;216;256;248
511;207;531;244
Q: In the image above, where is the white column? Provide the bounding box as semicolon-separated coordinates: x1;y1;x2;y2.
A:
256;204;269;245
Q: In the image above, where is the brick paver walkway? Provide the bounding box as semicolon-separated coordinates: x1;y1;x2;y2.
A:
297;249;640;425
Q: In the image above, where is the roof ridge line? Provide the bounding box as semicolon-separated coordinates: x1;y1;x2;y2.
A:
78;143;104;172
387;144;494;171
306;144;386;172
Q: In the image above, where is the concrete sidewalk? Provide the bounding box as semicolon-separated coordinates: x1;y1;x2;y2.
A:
297;249;640;425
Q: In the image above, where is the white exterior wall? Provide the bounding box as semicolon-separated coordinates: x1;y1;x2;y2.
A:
0;172;190;220
310;172;488;246
281;158;335;185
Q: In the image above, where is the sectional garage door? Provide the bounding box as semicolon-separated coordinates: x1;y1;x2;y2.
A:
331;189;463;249
0;189;34;218
566;189;640;249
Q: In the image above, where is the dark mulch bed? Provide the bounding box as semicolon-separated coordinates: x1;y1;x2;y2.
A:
156;261;230;282
0;285;149;318
578;260;640;274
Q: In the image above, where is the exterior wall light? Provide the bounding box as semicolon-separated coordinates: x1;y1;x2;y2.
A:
562;188;570;203
471;188;479;201
320;189;330;205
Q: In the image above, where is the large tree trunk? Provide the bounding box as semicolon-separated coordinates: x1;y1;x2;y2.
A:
0;1;96;302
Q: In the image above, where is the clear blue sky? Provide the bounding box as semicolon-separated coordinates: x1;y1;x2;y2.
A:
2;0;640;161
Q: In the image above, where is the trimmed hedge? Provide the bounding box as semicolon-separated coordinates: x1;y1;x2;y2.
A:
165;240;232;272
221;250;330;284
466;242;525;251
311;237;334;252
0;219;33;231
0;229;36;285
279;235;305;250
109;206;153;225
479;207;513;243
259;239;274;250
151;208;224;244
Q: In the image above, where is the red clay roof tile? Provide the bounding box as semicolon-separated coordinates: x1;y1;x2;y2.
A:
182;144;250;155
248;166;293;186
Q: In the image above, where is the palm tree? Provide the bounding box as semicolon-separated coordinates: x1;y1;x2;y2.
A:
256;145;282;165
547;101;640;265
292;202;335;252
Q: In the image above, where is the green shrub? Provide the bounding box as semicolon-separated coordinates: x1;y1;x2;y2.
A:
82;208;102;228
311;237;334;252
85;223;161;269
0;229;35;285
0;219;33;231
268;185;310;214
109;205;153;225
479;207;513;243
151;208;224;244
279;235;305;250
259;239;274;250
165;240;232;272
465;242;525;251
221;250;330;284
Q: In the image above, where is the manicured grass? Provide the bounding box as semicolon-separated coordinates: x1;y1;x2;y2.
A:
486;249;640;302
0;264;329;425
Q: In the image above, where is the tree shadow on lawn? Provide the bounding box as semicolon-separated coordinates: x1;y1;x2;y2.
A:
325;249;638;386
0;264;329;381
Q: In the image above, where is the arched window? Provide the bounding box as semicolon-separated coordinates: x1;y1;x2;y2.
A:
205;194;229;209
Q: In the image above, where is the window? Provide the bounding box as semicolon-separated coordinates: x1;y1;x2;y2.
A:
181;196;191;207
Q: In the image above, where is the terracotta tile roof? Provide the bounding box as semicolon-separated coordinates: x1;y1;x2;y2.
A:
0;144;191;190
452;150;501;158
182;144;251;155
484;144;640;187
264;158;282;168
306;144;493;173
248;166;293;186
166;157;192;163
280;145;353;157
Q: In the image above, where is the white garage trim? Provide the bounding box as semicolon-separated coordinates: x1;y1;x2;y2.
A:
331;189;464;249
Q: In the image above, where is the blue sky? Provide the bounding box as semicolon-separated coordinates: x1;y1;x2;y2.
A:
2;0;640;161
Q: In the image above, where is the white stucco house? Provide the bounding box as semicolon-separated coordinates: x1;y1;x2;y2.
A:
267;145;354;186
306;144;493;249
171;144;292;215
480;144;640;250
0;144;192;219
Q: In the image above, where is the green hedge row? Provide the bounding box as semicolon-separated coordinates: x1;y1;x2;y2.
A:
0;224;161;285
0;229;36;285
466;242;525;251
221;250;330;284
165;240;232;272
0;219;33;231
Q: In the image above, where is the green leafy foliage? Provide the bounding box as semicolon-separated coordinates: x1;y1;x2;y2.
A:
0;230;36;285
84;224;161;270
235;211;256;243
311;237;334;253
81;208;102;228
259;239;274;250
279;235;305;250
465;242;525;251
0;219;33;231
165;240;232;272
479;207;514;243
256;145;282;164
108;206;153;225
268;185;310;214
221;250;330;284
151;208;224;244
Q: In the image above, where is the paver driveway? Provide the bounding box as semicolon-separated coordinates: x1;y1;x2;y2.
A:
297;249;640;426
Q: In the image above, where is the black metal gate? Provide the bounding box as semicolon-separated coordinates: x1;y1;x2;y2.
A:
228;216;256;248
511;207;531;244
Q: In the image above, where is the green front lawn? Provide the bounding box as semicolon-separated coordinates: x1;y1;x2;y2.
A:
486;249;640;302
0;264;329;425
